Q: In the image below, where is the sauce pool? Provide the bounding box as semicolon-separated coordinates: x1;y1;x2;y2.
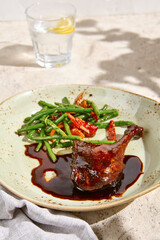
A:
25;143;143;200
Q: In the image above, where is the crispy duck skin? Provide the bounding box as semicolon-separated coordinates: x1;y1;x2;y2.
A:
71;124;143;191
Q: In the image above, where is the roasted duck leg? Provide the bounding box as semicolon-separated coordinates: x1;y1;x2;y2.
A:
71;124;143;191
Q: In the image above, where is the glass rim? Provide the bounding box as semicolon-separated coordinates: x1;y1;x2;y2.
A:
25;1;76;21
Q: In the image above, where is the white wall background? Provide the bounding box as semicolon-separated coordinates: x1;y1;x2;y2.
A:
0;0;160;20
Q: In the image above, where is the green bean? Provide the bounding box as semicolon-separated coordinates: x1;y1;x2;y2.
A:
74;114;89;119
24;106;48;122
46;110;92;132
17;93;136;155
44;140;57;162
96;115;113;122
55;107;93;113
98;111;119;122
55;102;84;109
29;134;81;141
24;116;32;122
43;108;92;129
39;113;59;123
42;106;48;111
91;122;108;128
39;115;48;122
17;123;45;133
35;129;44;152
27;107;93;125
63;119;72;135
54;102;64;107
57;141;73;148
27;130;36;138
55;113;68;124
27;109;56;125
114;121;135;126
100;104;108;110
83;140;116;144
99;109;119;115
45;119;67;137
45;126;53;134
38;100;56;108
92;120;135;129
89;109;118;124
69;104;84;109
36;141;43;152
50;139;60;148
42;113;64;133
62;97;70;104
86;100;100;117
45;113;68;133
86;117;96;123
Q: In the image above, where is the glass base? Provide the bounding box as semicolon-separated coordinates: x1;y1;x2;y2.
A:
35;53;71;68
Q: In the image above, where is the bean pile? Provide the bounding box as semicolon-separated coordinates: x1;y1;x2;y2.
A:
17;93;134;162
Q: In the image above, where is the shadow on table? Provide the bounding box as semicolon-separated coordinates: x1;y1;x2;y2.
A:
74;201;130;225
74;202;134;240
0;44;38;67
75;20;160;239
77;19;160;97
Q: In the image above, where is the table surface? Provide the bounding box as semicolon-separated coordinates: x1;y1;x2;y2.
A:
0;13;160;240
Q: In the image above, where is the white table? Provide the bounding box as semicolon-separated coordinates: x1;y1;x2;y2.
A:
0;13;160;239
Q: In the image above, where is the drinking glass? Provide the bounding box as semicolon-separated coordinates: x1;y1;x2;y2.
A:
25;1;76;68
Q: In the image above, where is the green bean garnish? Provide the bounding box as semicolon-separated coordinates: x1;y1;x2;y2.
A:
99;109;118;115
98;111;119;122
88;114;117;123
92;120;135;128
17;92;136;160
45;119;67;137
45;113;68;133
24;116;32;122
55;113;68;125
27;107;93;125
86;100;100;117
62;97;70;104
57;141;73;148
50;139;60;148
55;107;93;113
17;123;45;133
64;119;72;135
39;100;55;108
44;140;57;162
24;106;48;122
27;109;56;125
36;141;43;152
55;102;84;109
35;129;44;152
27;130;36;138
114;121;135;126
29;135;81;141
100;104;108;110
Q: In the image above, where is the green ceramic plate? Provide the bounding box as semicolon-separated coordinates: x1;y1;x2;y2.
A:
0;85;160;211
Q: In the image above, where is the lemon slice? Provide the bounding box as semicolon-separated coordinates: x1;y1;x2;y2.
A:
48;17;75;34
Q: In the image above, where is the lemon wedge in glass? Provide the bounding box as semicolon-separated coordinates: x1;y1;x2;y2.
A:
48;17;75;34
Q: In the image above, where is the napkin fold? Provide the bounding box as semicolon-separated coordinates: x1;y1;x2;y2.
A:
0;186;98;240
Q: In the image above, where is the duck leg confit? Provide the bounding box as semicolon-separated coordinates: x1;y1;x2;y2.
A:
71;124;143;191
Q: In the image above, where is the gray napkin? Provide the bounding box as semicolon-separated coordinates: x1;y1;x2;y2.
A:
0;186;98;240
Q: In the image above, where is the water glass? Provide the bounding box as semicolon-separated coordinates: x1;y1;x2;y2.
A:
25;1;76;68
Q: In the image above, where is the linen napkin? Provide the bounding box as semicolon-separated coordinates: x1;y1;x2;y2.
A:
0;185;98;240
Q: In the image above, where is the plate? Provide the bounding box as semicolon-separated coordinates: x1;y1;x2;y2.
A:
0;85;160;211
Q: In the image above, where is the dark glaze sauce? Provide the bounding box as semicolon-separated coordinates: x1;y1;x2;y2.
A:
25;144;143;200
